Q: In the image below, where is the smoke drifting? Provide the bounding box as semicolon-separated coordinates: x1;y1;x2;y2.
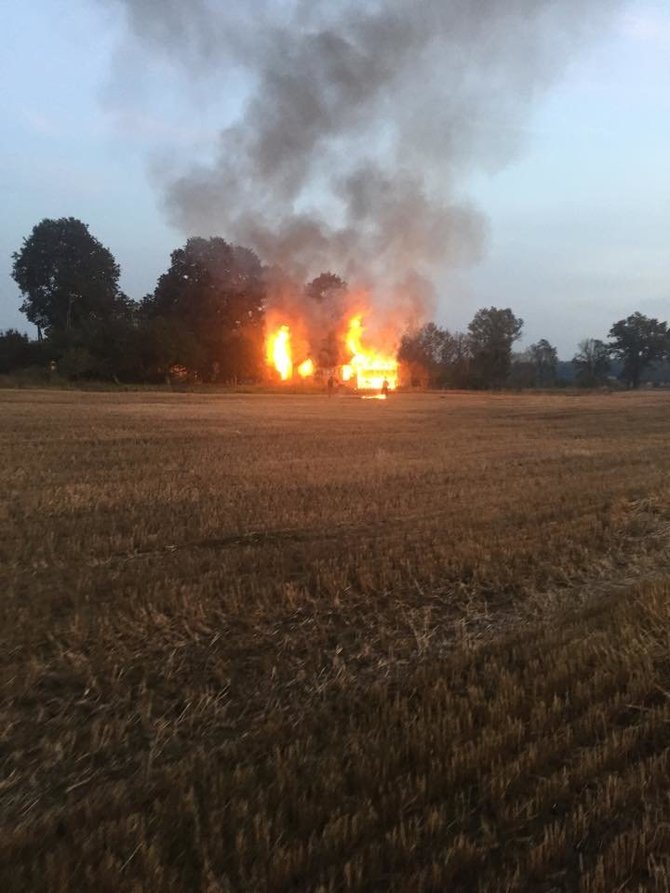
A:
105;0;618;310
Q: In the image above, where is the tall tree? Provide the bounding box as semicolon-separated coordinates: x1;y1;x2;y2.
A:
142;237;266;381
304;272;349;368
305;272;348;367
398;322;450;387
468;307;523;388
572;338;610;387
529;339;558;386
440;331;472;388
12;218;122;337
608;312;668;389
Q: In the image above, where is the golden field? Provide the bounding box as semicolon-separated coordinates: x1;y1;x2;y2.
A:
2;389;670;892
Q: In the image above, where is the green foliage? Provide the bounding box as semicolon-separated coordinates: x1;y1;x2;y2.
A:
508;340;558;389
399;319;553;390
398;322;465;387
142;237;266;381
58;345;97;380
8;222;269;384
0;329;32;374
608;312;668;388
0;329;55;376
438;331;472;388
10;218;670;395
12;217;122;336
529;338;558;386
468;307;523;388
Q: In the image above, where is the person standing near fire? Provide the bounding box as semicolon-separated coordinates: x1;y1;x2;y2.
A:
327;375;335;397
382;378;389;398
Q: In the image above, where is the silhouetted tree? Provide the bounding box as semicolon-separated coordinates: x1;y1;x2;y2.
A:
572;338;611;387
317;331;341;369
398;324;473;388
468;307;523;388
398;322;449;386
305;273;348;368
305;272;347;305
142;237;266;381
529;339;558;386
0;330;32;374
608;312;668;388
507;350;536;388
12;218;123;337
439;331;472;388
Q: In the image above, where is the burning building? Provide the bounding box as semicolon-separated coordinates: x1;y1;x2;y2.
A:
265;307;400;391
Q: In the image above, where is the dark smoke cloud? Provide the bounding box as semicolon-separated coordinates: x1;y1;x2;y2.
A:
105;0;620;309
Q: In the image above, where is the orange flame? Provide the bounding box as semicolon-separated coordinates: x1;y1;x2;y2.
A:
265;308;399;391
267;325;293;381
297;358;315;378
342;315;398;391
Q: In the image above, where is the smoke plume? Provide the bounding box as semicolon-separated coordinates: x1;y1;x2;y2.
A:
104;0;619;311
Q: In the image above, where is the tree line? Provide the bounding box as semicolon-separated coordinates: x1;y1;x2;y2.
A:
399;314;670;390
2;217;669;389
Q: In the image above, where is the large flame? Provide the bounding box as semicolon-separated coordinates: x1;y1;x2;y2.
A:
297;358;315;378
344;315;398;390
267;325;293;381
266;311;398;390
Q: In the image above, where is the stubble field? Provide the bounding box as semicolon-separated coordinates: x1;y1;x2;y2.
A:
2;388;670;891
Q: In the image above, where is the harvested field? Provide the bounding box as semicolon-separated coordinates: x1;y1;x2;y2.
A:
2;389;670;891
